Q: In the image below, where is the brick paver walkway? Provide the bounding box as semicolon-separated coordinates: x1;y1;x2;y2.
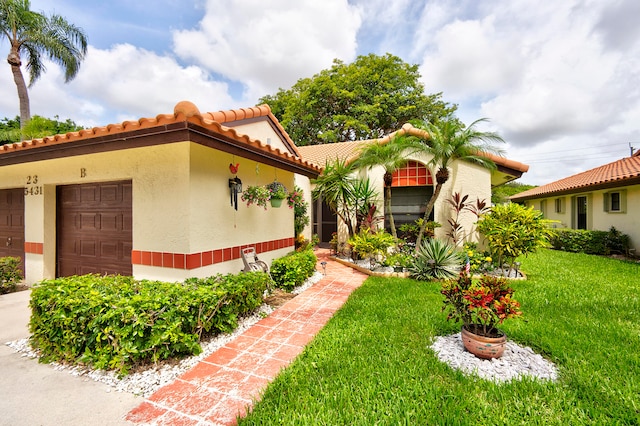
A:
125;249;367;425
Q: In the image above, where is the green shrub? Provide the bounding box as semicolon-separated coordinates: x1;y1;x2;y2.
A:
476;203;556;267
550;227;630;255
348;229;395;260
409;238;461;281
0;256;23;294
381;252;414;269
398;219;441;245
270;250;318;291
29;272;270;374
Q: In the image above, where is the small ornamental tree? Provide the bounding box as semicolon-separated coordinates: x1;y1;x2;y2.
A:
476;202;556;269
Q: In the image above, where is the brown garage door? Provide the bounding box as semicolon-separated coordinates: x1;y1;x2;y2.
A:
57;181;132;277
0;188;25;273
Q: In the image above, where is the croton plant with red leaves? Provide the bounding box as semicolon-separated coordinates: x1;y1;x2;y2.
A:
441;271;522;338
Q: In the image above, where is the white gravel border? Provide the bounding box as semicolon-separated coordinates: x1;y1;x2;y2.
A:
430;333;559;383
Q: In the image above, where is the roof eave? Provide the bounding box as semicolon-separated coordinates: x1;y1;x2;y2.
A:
0;121;321;178
511;175;640;201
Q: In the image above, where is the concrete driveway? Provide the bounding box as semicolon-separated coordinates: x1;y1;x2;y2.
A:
0;289;142;426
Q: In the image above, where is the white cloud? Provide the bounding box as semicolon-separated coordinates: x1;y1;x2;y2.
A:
172;0;362;101
419;16;523;100
1;44;235;127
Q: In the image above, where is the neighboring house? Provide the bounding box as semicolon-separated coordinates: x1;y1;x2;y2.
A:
298;123;529;244
0;101;320;285
510;151;640;252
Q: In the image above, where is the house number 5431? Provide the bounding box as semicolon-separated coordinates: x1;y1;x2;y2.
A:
25;175;43;196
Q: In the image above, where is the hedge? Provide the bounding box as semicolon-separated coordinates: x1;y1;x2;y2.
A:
270;249;318;291
29;272;270;374
549;227;631;255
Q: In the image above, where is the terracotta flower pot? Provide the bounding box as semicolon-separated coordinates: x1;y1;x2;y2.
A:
461;325;507;359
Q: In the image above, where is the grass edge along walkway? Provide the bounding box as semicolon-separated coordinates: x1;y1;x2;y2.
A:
126;248;368;426
238;249;640;425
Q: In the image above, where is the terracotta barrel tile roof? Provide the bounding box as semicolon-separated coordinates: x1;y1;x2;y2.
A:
511;155;640;201
297;123;529;175
0;101;319;176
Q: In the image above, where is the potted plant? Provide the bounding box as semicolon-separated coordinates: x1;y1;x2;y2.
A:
266;181;287;207
441;271;522;359
241;185;271;209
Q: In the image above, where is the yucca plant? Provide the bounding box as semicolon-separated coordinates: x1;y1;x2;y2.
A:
409;238;461;280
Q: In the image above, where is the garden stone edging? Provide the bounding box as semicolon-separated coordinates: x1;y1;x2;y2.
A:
330;256;411;278
331;256;528;280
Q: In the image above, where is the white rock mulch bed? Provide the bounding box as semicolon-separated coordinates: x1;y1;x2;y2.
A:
430;333;559;383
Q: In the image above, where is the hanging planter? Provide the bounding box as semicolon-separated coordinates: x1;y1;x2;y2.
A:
266;181;287;208
241;185;270;209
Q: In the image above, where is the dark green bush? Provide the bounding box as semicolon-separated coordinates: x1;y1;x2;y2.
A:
550;227;630;255
29;272;270;374
0;256;23;294
270;249;317;291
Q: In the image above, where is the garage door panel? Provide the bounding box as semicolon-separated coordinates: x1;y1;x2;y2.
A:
99;213;120;231
79;213;99;231
0;189;25;271
100;184;119;203
57;181;132;277
80;240;97;257
100;241;119;259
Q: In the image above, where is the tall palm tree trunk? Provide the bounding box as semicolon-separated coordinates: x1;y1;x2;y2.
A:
8;50;30;131
415;182;443;249
385;184;398;239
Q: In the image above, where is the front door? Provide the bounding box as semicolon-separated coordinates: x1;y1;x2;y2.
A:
576;196;587;230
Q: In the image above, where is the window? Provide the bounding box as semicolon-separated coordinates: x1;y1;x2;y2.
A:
611;193;621;211
540;200;547;217
391;161;432;187
603;190;626;213
554;198;565;214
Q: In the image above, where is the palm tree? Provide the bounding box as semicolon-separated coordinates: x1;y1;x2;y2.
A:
353;136;414;239
1;0;87;131
311;158;359;237
406;118;505;249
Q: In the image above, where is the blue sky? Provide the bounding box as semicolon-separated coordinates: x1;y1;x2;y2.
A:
1;0;639;185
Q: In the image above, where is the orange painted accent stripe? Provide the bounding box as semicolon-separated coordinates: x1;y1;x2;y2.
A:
24;242;44;255
131;237;295;270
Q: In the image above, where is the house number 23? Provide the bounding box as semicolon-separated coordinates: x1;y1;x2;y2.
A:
25;175;43;196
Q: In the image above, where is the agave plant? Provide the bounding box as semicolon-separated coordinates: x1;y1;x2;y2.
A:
409;238;461;280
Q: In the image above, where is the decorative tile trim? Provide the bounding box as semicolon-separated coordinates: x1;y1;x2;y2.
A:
131;237;295;270
24;242;44;255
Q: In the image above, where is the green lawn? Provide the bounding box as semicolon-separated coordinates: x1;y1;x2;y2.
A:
238;250;640;425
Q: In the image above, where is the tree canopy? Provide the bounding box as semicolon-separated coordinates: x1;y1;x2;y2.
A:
0;115;84;144
259;53;457;146
491;182;537;205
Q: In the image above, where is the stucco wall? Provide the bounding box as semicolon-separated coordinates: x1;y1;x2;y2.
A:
228;121;291;153
182;143;294;277
0;141;297;283
522;184;639;251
